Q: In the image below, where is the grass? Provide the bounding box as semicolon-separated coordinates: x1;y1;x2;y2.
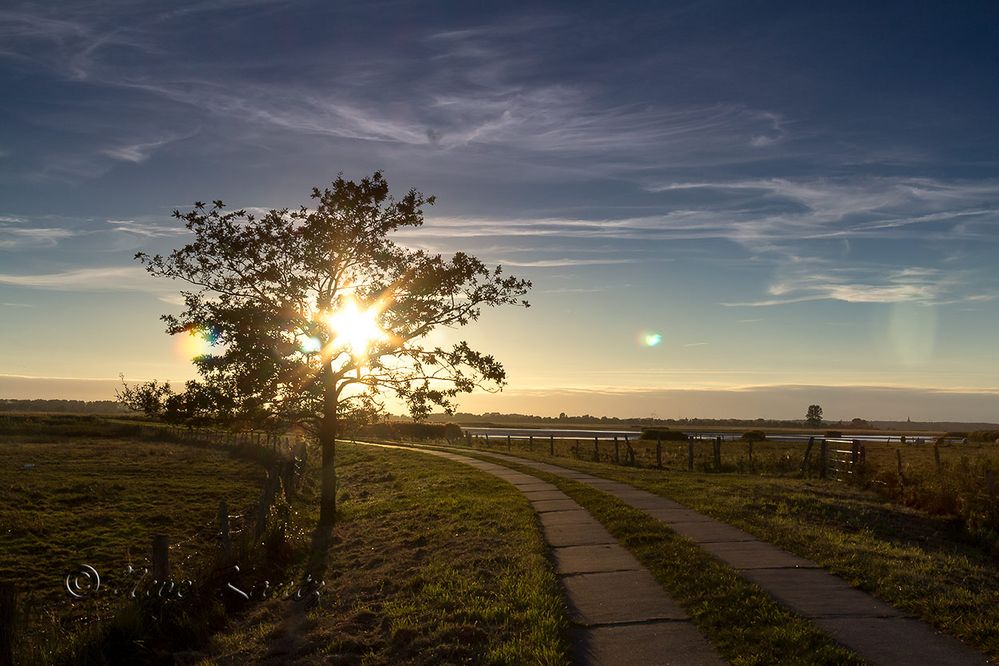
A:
199;442;569;665
3;418;571;664
0;434;266;604
464;440;999;660
0;418;269;664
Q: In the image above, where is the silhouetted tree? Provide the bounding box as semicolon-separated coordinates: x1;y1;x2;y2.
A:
806;404;824;426
126;172;530;529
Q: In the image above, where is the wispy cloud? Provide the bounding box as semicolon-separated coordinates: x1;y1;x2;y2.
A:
0;266;153;290
723;266;960;307
102;132;194;163
494;257;639;268
107;219;189;237
0;224;76;248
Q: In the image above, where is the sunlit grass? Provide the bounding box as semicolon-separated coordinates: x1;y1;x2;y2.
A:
204;443;569;665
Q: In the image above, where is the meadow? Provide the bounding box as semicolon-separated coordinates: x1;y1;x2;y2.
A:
0;415;568;665
0;415;267;662
475;430;999;551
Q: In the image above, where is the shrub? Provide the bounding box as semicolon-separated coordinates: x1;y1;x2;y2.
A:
969;430;999;443
360;422;462;441
741;430;767;441
825;431;843;438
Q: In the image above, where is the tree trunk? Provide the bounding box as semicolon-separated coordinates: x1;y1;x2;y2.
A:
318;370;338;528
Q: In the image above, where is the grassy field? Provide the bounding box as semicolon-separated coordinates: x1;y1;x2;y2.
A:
0;426;266;605
2;416;569;664
492;434;999;551
0;417;269;663
202;442;569;665
464;440;999;660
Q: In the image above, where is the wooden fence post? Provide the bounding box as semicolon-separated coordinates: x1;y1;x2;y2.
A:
593;437;599;462
254;465;281;539
748;440;754;470
687;437;694;471
528;435;533;451
507;434;511;452
934;442;942;472
218;500;232;556
819;439;828;479
801;436;814;474
613;436;620;464
152;534;170;581
656;436;662;469
626;440;636;466
896;449;905;486
0;582;15;666
714;437;722;471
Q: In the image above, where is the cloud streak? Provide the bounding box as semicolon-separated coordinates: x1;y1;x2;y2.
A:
0;266;153;290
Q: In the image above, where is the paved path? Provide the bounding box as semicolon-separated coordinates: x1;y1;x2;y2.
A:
471;449;991;666
358;441;724;665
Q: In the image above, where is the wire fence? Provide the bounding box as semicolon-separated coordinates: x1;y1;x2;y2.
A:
1;429;311;664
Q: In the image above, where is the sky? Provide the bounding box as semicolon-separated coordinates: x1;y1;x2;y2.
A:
1;0;998;421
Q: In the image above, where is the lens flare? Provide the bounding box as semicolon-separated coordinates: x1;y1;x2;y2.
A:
641;331;663;347
174;326;218;360
301;336;322;354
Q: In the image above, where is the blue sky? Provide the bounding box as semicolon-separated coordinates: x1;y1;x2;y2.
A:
1;0;998;420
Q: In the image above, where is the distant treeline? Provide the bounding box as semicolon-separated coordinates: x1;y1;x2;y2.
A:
417;411;998;432
422;412;810;428
0;399;132;414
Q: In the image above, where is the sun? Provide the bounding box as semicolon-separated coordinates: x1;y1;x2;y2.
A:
325;297;387;358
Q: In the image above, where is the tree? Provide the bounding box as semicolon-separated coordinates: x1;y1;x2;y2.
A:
805;404;823;426
128;172;531;529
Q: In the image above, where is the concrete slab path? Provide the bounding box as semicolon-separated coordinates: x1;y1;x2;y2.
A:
357;441;724;665
471;450;991;666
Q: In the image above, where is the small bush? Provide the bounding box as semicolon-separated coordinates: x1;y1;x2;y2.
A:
741;430;767;441
360;421;463;441
969;430;999;443
825;431;843;438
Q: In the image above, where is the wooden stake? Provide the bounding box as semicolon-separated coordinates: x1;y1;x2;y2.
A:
152;534;170;581
0;582;15;666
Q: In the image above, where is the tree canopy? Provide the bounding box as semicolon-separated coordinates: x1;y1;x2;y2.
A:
121;171;531;526
805;404;824;426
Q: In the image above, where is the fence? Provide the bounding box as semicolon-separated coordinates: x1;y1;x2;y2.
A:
465;431;893;480
133;423;303;455
466;431;789;473
821;439;866;482
0;432;309;664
